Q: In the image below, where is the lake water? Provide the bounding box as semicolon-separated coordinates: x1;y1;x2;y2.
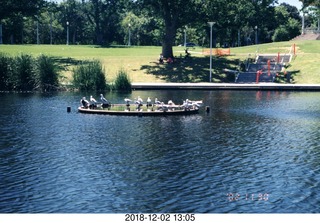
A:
1;90;320;213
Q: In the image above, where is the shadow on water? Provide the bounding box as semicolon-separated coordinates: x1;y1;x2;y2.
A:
140;56;240;83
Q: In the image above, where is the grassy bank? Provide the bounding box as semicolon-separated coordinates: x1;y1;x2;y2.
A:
0;40;319;84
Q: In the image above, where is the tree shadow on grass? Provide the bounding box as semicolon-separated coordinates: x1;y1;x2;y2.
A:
278;70;300;83
273;63;300;83
140;56;240;83
52;57;90;73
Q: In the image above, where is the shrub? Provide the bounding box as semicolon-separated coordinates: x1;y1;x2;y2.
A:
12;54;36;91
272;26;290;42
0;53;13;91
72;60;106;91
114;68;132;92
35;55;60;91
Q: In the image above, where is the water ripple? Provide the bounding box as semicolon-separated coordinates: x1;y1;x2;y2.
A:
1;91;320;213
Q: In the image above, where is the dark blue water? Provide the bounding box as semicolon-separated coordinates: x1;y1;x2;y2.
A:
1;90;320;213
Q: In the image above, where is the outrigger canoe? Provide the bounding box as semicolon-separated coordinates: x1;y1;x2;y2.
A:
78;105;199;116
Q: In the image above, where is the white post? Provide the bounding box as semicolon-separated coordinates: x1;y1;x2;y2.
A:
208;22;214;83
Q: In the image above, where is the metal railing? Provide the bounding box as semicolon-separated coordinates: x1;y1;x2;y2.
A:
304;28;320;34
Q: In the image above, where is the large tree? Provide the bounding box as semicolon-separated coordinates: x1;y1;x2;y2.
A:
0;0;44;21
137;0;199;58
84;0;126;45
0;0;45;44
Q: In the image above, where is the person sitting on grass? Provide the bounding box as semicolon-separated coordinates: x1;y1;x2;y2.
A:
185;48;190;58
159;53;164;64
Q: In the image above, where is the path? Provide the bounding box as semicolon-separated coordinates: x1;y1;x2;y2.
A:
132;82;320;91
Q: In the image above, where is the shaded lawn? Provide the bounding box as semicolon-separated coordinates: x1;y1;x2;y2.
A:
140;55;240;83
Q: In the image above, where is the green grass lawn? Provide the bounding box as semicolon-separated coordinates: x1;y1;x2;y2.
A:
0;45;164;83
1;40;319;84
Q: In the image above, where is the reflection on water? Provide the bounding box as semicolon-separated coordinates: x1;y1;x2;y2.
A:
1;91;320;213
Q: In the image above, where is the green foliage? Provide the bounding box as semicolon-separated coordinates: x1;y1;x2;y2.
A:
0;0;308;49
0;0;44;20
114;68;132;92
0;53;60;92
0;54;13;91
272;26;290;42
13;54;36;91
72;60;107;91
272;5;301;42
35;55;60;91
272;17;300;42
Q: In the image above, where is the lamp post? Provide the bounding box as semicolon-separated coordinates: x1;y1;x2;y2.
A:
50;13;53;45
255;26;258;44
208;22;214;82
184;26;187;47
302;11;305;35
128;23;131;46
37;20;39;44
66;21;69;45
0;24;3;44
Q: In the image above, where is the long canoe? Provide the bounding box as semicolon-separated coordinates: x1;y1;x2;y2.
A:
78;106;199;116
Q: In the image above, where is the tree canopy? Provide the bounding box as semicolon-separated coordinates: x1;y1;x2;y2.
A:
0;0;45;20
1;0;318;56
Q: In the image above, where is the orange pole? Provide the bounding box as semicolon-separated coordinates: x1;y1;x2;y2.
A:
277;52;280;63
256;70;260;83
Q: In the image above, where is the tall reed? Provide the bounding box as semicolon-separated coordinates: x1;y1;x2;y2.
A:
72;60;107;91
114;68;132;92
35;55;60;91
0;53;13;91
13;54;36;91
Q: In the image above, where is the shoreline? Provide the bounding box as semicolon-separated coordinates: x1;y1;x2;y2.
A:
132;82;320;91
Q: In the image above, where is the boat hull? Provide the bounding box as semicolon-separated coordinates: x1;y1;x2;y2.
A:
78;107;199;116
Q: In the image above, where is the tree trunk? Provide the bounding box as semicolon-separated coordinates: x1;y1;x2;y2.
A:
92;0;104;45
162;24;176;58
161;1;178;59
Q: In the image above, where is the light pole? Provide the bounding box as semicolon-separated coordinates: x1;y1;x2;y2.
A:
302;11;305;35
184;26;187;47
255;26;258;44
37;20;40;44
208;22;214;82
50;13;53;45
0;24;3;44
128;23;131;46
66;21;69;45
